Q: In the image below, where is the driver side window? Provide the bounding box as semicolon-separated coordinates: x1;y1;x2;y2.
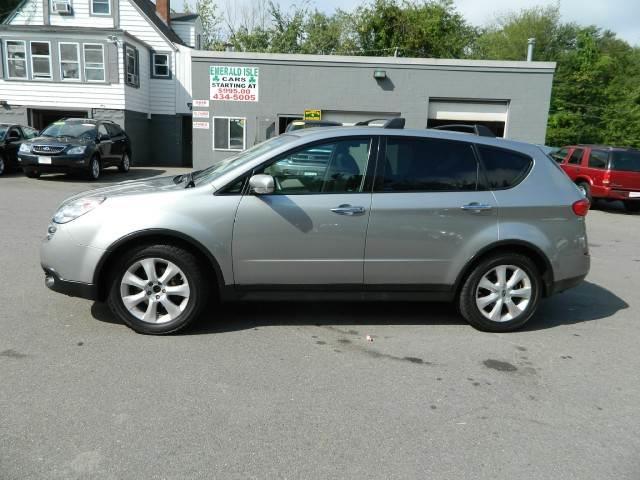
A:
260;138;371;194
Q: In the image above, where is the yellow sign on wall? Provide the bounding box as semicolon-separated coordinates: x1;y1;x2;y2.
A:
304;109;322;121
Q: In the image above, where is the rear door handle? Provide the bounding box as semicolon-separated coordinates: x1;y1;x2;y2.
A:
331;204;366;216
461;202;493;212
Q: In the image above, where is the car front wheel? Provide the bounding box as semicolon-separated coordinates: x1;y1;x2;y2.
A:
0;155;5;175
107;244;206;334
459;253;542;332
88;156;101;181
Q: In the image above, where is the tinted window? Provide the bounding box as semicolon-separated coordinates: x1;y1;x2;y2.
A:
477;145;533;189
41;121;96;139
610;150;640;173
378;137;478;192
98;124;109;138
261;138;371;194
105;123;122;137
23;127;39;139
551;148;568;163
568;148;584;165
588;150;608;169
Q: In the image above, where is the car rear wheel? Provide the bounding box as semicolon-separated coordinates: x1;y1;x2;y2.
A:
459;253;542;332
107;244;206;335
0;155;5;175
118;152;131;173
87;156;101;181
24;168;40;178
624;201;640;213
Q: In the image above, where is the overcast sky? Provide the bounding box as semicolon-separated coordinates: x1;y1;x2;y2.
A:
176;0;640;46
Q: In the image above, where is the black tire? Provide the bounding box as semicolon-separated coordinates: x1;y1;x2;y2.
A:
87;156;101;181
458;253;542;333
24;168;40;178
576;181;592;204
624;201;640;213
107;244;206;335
0;155;5;176
118;152;131;173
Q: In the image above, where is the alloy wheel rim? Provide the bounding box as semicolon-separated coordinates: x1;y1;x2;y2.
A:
119;257;190;324
0;157;4;175
123;154;129;170
92;159;99;178
475;265;532;323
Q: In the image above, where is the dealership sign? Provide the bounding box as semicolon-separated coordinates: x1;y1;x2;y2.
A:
210;65;259;102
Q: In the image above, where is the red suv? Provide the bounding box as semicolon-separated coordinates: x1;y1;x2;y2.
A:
552;145;640;212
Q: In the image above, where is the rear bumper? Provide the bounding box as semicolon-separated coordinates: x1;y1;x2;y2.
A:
599;187;640;201
550;273;587;295
43;267;97;300
19;153;89;171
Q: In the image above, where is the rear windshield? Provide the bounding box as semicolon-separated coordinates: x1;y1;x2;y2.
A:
477;145;533;189
610;151;640;173
41;122;97;139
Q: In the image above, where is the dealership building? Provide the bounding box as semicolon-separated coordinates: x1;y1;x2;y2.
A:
190;51;556;170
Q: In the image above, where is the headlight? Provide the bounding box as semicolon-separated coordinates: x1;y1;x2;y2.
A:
19;143;31;154
67;146;87;155
53;196;105;224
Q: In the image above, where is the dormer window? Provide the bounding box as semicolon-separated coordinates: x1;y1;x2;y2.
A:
91;0;110;15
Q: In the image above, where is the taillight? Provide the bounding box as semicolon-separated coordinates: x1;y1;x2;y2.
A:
572;199;590;216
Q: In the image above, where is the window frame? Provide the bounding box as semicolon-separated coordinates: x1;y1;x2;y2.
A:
90;0;111;16
212;116;246;152
568;148;584;165
551;148;569;163
124;43;139;88
151;52;171;79
83;43;105;83
587;149;609;169
474;143;534;191
5;40;28;80
58;42;81;82
29;41;52;80
374;135;481;194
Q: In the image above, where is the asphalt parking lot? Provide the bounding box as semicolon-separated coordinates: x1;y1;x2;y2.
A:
1;168;639;479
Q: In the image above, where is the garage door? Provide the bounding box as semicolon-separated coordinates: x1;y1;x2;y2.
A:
427;100;508;137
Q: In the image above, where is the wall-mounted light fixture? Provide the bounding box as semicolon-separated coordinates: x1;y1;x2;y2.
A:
373;69;387;80
107;35;120;45
187;102;193;111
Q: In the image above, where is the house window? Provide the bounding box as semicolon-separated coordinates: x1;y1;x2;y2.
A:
125;44;139;87
5;40;27;79
59;42;80;80
83;44;105;82
91;0;110;15
152;53;169;78
213;117;245;151
30;41;52;79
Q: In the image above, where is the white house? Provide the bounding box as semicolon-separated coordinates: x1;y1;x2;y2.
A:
0;0;202;166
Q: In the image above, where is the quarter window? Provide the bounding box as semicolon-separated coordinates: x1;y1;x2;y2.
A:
588;150;608;169
260;138;371;194
5;41;27;79
83;44;105;82
213;117;245;151
91;0;110;15
30;42;52;79
59;42;80;80
568;148;584;165
125;45;139;87
152;53;169;77
377;137;478;192
477;145;533;189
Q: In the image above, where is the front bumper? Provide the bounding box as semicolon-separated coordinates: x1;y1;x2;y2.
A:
43;267;97;300
19;153;89;171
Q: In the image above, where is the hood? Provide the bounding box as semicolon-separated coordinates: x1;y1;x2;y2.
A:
62;175;186;205
28;135;95;147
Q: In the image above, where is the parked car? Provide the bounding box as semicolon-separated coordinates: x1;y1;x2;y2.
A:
432;124;496;137
285;120;342;132
41;119;590;335
552;145;640;212
0;123;39;175
18;118;132;180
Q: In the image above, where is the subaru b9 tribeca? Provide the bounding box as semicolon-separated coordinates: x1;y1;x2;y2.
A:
41;123;590;334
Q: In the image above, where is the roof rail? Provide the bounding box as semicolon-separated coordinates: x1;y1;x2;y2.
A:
355;117;405;129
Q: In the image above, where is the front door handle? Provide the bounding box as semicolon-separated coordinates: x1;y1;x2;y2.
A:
461;202;493;212
331;204;366;216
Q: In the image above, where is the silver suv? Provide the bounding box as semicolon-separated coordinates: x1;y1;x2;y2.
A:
41;121;590;334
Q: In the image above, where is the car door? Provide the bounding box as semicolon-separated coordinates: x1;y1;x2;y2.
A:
5;126;23;165
96;123;114;164
364;136;498;288
232;136;375;286
563;147;585;181
585;149;609;197
105;123;125;161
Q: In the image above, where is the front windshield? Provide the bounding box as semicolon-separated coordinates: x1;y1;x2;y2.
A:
41;122;97;139
0;126;8;141
195;135;297;185
610;150;640;173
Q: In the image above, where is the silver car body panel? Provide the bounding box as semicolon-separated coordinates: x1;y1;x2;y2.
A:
40;126;589;299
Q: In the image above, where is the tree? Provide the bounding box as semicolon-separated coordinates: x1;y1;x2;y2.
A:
195;0;221;50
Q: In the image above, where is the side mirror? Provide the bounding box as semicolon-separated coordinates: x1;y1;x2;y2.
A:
249;174;275;195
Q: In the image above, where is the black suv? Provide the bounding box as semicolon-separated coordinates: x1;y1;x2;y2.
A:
18;118;132;180
0;123;39;175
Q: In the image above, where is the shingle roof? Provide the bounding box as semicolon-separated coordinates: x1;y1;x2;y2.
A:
130;0;185;45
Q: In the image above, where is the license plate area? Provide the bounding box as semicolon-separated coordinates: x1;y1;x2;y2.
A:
629;191;640;198
38;156;52;165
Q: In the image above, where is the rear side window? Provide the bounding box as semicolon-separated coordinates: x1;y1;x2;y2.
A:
610;150;640;173
105;123;122;137
377;137;478;192
588;150;608;169
551;148;568;163
568;148;584;165
477;145;533;190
